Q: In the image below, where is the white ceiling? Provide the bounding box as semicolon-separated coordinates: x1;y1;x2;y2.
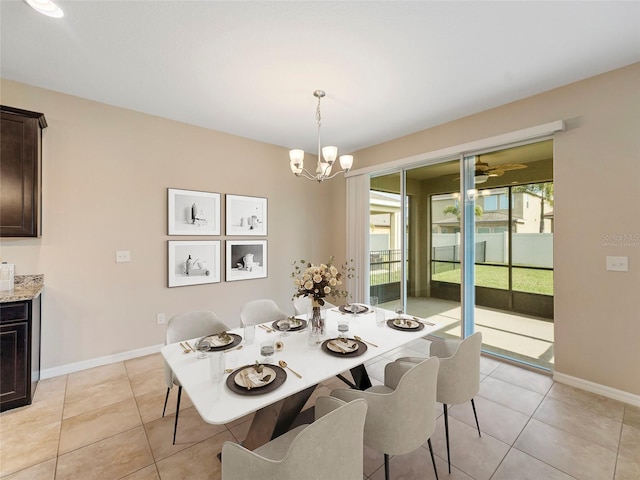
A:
1;1;639;155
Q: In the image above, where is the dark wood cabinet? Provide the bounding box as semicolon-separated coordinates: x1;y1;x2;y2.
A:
0;296;41;411
0;106;47;237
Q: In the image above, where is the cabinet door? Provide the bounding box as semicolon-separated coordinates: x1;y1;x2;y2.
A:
0;321;29;405
0;107;46;237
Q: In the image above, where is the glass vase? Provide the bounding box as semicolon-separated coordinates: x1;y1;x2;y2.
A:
307;298;326;346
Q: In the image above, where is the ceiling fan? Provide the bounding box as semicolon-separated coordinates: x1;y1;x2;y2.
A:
455;159;528;184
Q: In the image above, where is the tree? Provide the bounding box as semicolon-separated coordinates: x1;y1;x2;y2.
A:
513;182;554;233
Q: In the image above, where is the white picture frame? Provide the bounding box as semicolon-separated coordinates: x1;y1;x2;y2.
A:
168;240;221;287
225;240;267;282
225;194;267;236
168;188;221;235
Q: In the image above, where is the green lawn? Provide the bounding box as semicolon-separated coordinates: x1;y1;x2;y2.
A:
431;263;554;295
372;263;553;295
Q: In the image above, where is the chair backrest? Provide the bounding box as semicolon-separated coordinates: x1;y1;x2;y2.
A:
434;331;482;405
292;296;336;315
240;299;287;325
221;398;368;480
364;356;439;456
165;310;229;344
330;357;439;456
164;311;229;387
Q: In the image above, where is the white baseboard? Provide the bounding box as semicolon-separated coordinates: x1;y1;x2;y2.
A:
553;371;640;407
40;344;164;379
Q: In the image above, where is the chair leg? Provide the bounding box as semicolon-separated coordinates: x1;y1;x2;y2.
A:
172;386;182;445
427;438;439;480
384;453;390;480
471;398;481;437
443;403;451;474
162;387;170;417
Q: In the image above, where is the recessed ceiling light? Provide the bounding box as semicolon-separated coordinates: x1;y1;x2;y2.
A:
24;0;64;18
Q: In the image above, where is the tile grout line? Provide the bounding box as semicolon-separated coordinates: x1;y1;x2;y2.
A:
128;370;157;479
610;410;626;480
509;387;613;480
530;385;625;461
53;374;70;479
484;359;546;480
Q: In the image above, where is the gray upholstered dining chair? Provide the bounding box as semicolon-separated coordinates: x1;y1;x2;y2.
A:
163;310;229;445
221;397;368;480
292;295;336;316
398;331;483;473
330;357;440;480
240;298;288;325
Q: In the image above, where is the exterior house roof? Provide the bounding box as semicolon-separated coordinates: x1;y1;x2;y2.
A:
434;212;524;224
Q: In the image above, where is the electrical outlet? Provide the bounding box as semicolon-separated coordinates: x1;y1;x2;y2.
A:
157;313;166;325
606;256;629;272
116;250;131;263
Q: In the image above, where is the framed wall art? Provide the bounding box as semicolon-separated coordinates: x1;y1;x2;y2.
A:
168;188;221;235
225;194;267;236
225;240;267;281
168;240;221;287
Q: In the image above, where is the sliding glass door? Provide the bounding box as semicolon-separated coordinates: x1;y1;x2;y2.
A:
367;140;555;370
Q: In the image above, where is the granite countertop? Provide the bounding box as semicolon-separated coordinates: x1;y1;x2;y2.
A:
0;274;44;303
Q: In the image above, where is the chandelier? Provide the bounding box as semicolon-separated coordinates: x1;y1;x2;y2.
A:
289;90;353;183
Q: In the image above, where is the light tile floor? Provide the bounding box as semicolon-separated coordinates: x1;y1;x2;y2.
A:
1;339;638;479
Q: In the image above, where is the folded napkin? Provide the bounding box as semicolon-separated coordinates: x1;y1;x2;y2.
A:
329;339;358;353
242;368;271;387
393;318;419;329
207;334;233;347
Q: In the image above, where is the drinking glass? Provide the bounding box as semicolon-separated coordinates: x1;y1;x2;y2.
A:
376;307;386;327
196;340;209;359
369;296;378;310
260;339;275;364
209;352;225;381
279;317;291;337
395;305;404;317
338;318;349;338
225;348;239;370
243;322;255;344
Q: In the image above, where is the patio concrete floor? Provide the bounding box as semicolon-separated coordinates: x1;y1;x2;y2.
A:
380;297;554;371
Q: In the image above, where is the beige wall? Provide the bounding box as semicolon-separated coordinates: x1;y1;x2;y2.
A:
2;64;638;398
0;80;347;370
352;63;640;397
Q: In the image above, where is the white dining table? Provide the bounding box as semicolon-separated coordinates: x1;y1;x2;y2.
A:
161;307;440;449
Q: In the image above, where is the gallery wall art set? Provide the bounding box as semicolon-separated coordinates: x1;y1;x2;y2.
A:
167;189;268;287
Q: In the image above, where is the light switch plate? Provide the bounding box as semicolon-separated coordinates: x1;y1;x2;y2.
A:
606;256;628;272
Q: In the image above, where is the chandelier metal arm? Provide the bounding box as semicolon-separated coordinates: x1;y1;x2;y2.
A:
289;89;353;184
320;167;349;181
294;167;321;181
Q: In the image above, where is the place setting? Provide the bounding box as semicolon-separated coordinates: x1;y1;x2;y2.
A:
321;337;368;356
386;307;432;331
338;303;370;315
386;317;425;331
271;316;307;334
193;331;243;358
225;361;287;395
224;335;305;394
320;317;368;356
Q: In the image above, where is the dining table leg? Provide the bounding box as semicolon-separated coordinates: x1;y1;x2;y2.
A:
242;385;317;450
349;364;373;390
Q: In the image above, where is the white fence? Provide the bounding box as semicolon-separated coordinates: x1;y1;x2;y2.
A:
433;232;553;268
